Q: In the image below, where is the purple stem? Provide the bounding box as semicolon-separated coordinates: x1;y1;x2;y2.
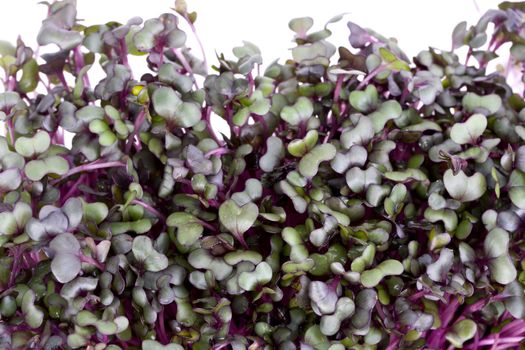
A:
501;319;525;337
441;297;460;327
131;199;165;221
74;47;91;89
5;119;15;146
78;253;105;271
385;335;400;350
205;147;232;158
465;48;473;66
60;174;87;205
8;248;23;288
204;106;224;146
333;75;343;103
3;77;15;146
172;48;198;88
126;108;146;153
184;14;208;68
56;71;71;93
356;65;385;90
199;219;217;232
247;72;254;96
407;290;426;302
157;307;169;344
119;38;132;78
52;160;127;184
234;232;249;250
73;47;83;75
473;337;525;347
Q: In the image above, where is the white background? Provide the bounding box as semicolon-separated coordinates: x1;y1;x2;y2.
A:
0;0;500;70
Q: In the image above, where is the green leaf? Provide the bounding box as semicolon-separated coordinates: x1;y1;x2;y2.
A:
484;228;510;258
0;40;15;56
152;87;201;128
462;93;502;115
443;169;486;202
361;259;403;288
231;179;263;206
152;86;182;116
21;290;44;329
238;261;273;291
166;212;204;247
346;166;382;193
426;248;454;282
450;113;487;145
379;48;397;63
25;156;70;181
298;143;336;178
484;228;516;285
158;63;193;93
489;255;517;285
384;169;427;182
369;100;402;133
320;297;355;336
132;236;168;272
50;233;82;283
0;168;21;192
445;319;477;348
289;17;314;36
309;281;339;315
349;85;378;113
18;59;39;93
37;23;83;51
280;97;313;126
288;130;319;157
133;17;186;51
83;201;108;224
341;116;375;148
424;208;458;232
15;131;51;158
219;200;258;243
259;136;284;172
503;282;525;318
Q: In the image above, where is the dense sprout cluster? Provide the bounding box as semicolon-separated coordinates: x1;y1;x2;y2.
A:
3;0;525;349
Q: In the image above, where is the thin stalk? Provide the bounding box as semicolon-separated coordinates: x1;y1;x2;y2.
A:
119;38;132;78
8;248;23;288
198;219;217;232
78;253;105;270
494;343;524;350
3;76;15;146
473;337;525;347
465;47;473;66
385;336;400;350
356;65;385;90
157;307;169;344
172;48;198;88
205;147;232;158
126;108;146;153
131;199;165;221
56;71;71;93
7;77;15;91
73;46;83;75
333;75;343;104
247;72;254;96
52;160;126;184
204;106;224;146
183;14;208;69
60;174;87;205
5;120;15;146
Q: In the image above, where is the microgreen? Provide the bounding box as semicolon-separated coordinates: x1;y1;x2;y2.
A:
1;1;525;349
